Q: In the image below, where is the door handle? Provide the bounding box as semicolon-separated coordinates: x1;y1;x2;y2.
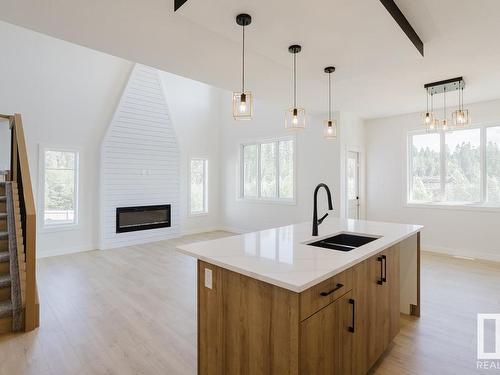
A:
382;255;387;283
377;256;384;285
320;283;344;296
348;299;355;333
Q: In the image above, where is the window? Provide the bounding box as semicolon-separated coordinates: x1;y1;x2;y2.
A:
240;137;295;202
190;158;208;214
407;125;500;208
42;149;79;227
487;126;500;203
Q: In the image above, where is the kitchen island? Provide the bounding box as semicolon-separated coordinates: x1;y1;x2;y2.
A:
177;218;422;375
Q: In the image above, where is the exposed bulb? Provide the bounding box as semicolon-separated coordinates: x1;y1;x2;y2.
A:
239;101;247;113
292;115;298;125
442;120;448;131
425;113;431;124
458;111;465;123
327;126;333;135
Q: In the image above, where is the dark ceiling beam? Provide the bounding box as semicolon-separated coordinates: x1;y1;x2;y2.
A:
174;0;189;12
379;0;424;57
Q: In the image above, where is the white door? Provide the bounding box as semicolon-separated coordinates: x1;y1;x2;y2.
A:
347;151;360;219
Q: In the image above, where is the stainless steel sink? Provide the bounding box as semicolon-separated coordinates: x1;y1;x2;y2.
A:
307;233;379;252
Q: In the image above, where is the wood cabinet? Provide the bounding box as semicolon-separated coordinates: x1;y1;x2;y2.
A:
352;245;401;374
300;291;354;374
198;243;404;375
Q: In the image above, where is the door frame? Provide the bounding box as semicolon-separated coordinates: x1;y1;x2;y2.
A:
343;146;366;219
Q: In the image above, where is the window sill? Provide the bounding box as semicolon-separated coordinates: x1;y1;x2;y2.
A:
237;197;297;206
40;223;80;233
405;202;500;213
189;212;209;217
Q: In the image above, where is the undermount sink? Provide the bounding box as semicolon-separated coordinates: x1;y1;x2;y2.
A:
307;233;380;252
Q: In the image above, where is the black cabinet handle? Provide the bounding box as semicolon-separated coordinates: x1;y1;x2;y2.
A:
377;256;384;285
320;283;344;296
348;299;355;333
382;255;387;283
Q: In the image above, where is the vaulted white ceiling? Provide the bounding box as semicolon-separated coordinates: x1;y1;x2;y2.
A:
1;0;500;119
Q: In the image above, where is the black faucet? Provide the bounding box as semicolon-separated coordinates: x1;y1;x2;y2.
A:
312;183;334;236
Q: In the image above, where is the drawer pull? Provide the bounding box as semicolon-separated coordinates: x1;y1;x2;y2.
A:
348;298;355;333
377;256;384;285
320;283;344;296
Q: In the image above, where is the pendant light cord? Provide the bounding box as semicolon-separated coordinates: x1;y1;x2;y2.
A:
328;73;332;120
426;88;429;113
242;25;245;92
443;87;447;120
293;52;297;108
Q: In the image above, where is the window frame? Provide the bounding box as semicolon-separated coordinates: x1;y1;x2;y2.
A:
38;145;80;231
189;157;209;216
238;135;296;205
406;123;500;211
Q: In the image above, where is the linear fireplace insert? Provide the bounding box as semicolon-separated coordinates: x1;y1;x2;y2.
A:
116;204;171;233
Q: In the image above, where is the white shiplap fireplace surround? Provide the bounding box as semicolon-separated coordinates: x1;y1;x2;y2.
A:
100;64;180;250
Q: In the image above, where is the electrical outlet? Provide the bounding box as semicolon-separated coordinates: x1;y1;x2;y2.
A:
204;268;213;289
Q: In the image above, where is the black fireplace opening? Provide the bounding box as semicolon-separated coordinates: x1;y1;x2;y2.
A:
116;204;171;233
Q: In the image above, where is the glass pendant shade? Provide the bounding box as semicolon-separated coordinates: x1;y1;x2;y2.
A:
233;91;253;120
426;117;439;133
233;14;252;121
324;120;337;140
441;119;449;132
285;107;306;130
421;111;434;126
452;109;470;126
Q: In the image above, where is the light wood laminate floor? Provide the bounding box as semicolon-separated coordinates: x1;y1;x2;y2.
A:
0;231;499;375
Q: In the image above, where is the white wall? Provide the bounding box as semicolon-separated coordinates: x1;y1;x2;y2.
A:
0;120;10;172
161;72;223;235
339;112;366;219
0;21;133;257
365;99;500;262
220;94;343;232
100;65;181;249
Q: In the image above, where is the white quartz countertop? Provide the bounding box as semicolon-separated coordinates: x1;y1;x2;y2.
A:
176;218;422;293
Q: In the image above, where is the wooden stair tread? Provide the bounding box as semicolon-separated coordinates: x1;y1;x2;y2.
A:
0;196;6;202
0;213;6;219
0;300;12;319
0;251;8;263
0;232;7;240
0;274;11;289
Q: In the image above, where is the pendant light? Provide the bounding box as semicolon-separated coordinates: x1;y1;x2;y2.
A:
427;93;438;132
233;14;253;120
452;83;470;126
422;88;435;130
285;45;306;130
323;66;337;140
441;86;448;132
423;77;469;132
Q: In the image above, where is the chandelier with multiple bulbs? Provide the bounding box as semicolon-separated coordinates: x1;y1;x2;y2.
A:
232;14;338;140
422;77;470;132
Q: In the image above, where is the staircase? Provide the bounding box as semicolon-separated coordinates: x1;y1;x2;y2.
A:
0;188;11;333
0;113;38;333
0;181;24;333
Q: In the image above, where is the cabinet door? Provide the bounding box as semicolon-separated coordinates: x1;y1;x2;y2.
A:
351;246;401;374
300;291;353;374
368;245;401;368
386;245;400;342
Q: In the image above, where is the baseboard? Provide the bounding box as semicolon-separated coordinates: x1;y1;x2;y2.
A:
422;245;500;263
180;226;223;236
216;226;248;234
37;244;97;259
37;226;246;258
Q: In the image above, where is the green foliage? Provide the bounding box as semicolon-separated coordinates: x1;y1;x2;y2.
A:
411;136;500;203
